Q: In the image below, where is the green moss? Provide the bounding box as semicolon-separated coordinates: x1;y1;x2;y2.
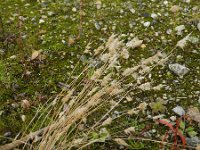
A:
0;0;199;149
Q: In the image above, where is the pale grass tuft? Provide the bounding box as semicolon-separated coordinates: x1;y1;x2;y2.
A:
122;66;140;76
94;45;104;56
71;138;85;147
126;37;143;49
114;138;129;147
91;67;104;80
106;34;123;55
124;127;135;135
153;84;164;90
100;53;110;62
176;33;191;49
102;117;112;126
138;82;152;91
121;48;129;59
62;89;74;103
127;102;148;115
84;42;92;54
101;73;112;86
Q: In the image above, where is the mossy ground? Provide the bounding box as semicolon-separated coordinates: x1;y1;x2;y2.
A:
0;0;199;149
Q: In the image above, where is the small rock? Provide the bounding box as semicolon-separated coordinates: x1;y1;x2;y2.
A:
143;21;151;27
72;7;77;12
94;22;101;30
39;19;45;24
11;103;19;108
151;13;157;19
172;106;185;116
170;116;176;121
170;5;182;13
187;107;200;123
21;115;26;122
168;63;189;78
175;25;185;35
129;8;135;14
163;1;168;5
10;55;17;59
21;99;31;109
186;137;200;147
62;40;67;44
4;132;12;137
166;29;172;34
47;11;55;17
41;15;47;19
152;129;156;133
197;23;200;31
188;36;199;44
80;55;87;63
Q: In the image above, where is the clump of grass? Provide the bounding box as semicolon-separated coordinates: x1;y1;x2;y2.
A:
0;34;193;150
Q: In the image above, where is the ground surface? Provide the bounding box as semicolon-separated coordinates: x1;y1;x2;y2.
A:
0;0;200;149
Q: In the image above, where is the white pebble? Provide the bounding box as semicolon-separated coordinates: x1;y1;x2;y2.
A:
143;21;151;27
163;1;168;5
130;8;135;14
39;19;45;24
151;13;157;19
170;116;176;121
184;0;190;3
175;25;185;35
197;23;200;31
72;7;77;12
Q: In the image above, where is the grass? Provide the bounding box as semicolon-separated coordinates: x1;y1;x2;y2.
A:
0;0;200;149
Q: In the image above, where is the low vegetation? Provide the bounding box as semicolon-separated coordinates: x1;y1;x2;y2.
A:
0;0;199;149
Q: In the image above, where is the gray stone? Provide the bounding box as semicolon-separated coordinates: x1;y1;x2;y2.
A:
94;22;101;30
186;137;200;146
4;132;12;137
143;21;150;27
172;106;185;116
169;63;189;78
175;25;185;35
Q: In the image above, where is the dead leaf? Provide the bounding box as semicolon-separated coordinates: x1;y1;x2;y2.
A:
16;37;23;49
68;37;75;46
38;54;47;61
21;99;31;109
31;50;42;60
196;145;200;150
187;107;200;123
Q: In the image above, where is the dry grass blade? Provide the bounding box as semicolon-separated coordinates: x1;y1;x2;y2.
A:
1;33;183;150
